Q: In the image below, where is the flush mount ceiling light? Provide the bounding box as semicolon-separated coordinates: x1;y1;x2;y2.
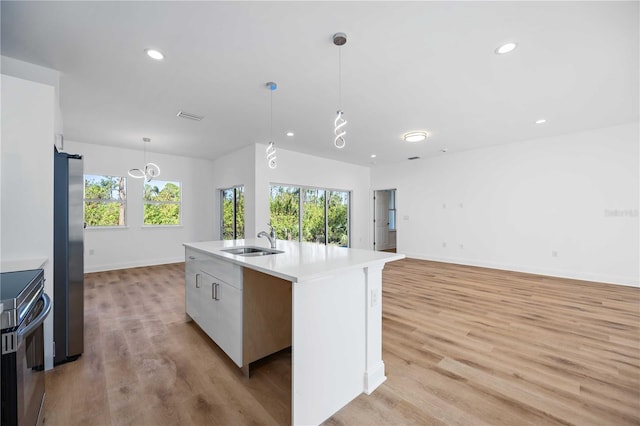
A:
265;82;278;169
128;137;160;182
535;119;547;124
403;131;428;143
286;132;294;137
370;154;377;158
495;42;518;55
145;48;164;60
333;32;348;149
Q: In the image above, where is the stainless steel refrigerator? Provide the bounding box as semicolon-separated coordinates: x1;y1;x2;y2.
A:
53;147;84;365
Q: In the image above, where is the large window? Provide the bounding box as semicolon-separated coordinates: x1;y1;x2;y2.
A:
143;180;181;225
270;185;349;247
221;186;245;239
270;186;300;241
84;175;126;227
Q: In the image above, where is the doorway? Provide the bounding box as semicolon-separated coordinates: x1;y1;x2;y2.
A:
373;189;397;252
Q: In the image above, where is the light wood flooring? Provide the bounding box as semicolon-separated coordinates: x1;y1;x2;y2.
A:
43;259;640;425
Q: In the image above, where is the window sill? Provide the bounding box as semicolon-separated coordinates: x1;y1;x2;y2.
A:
141;225;184;229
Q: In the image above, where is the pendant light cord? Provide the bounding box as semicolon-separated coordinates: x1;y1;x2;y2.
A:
270;88;273;141
338;47;342;110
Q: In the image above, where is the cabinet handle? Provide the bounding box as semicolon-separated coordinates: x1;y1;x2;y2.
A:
213;283;220;301
212;282;217;300
195;273;201;288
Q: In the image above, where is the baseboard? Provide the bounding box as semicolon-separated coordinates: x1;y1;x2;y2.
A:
363;360;387;395
84;256;184;273
402;252;639;288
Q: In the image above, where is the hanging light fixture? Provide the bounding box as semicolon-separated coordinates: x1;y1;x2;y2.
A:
333;32;347;149
265;81;278;169
128;137;160;182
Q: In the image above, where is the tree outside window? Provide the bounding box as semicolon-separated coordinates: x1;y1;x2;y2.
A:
270;185;349;247
84;175;126;227
221;186;245;239
144;180;181;225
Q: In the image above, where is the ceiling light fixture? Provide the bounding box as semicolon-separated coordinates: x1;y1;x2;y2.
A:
145;48;164;60
333;32;347;149
535;119;547;124
403;131;428;143
128;137;160;182
370;154;377;158
177;111;204;121
495;42;518;55
265;82;277;169
286;132;294;137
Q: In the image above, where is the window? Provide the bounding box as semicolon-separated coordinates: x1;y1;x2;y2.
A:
84;175;126;227
143;180;181;225
221;186;245;239
270;186;300;241
270;185;349;247
388;189;396;231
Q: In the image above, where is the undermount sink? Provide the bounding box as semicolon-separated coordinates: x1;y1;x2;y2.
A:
221;246;284;257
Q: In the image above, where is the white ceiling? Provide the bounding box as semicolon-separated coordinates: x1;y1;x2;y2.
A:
1;1;638;166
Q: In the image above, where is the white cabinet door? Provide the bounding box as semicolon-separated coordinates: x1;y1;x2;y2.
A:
214;280;243;366
185;251;204;322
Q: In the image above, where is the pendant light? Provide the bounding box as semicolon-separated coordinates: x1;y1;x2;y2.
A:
266;81;277;169
128;137;160;182
333;32;347;149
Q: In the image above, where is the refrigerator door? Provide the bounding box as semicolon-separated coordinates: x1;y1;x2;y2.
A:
53;149;84;365
67;156;84;358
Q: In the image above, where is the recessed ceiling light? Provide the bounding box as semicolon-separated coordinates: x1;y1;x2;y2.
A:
286;132;294;137
145;48;164;60
403;131;428;143
370;154;377;158
495;42;518;55
535;119;547;124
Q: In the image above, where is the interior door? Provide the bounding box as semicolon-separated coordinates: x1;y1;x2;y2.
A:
374;191;390;251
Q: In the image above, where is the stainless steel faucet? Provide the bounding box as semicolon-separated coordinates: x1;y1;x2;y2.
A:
257;223;277;248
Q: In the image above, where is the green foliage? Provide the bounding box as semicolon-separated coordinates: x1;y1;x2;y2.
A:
270;186;349;246
84;175;126;226
270;186;300;240
144;181;181;225
222;187;244;239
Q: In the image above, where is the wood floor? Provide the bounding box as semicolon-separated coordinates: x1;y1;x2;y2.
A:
42;259;640;425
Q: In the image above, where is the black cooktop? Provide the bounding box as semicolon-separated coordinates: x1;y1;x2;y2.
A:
1;269;44;307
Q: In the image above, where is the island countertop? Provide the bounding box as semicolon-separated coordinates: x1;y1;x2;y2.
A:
183;239;404;283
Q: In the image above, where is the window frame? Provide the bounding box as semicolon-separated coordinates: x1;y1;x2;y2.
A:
143;179;182;226
220;185;245;240
83;174;127;228
270;183;351;247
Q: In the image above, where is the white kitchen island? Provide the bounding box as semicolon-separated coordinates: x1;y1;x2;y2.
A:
183;239;404;425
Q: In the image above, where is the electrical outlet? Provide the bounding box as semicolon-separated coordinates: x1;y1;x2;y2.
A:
89;249;95;255
442;242;447;248
370;288;379;307
552;250;558;257
459;244;464;249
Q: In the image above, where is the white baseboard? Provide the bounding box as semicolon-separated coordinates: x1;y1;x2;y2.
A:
402;252;639;288
363;360;387;395
84;256;184;273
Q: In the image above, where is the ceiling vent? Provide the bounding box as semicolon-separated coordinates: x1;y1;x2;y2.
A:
177;111;204;121
408;156;421;160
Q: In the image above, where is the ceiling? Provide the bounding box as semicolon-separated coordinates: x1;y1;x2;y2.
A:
1;1;638;166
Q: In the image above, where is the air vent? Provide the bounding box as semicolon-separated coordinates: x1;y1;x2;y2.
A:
177;111;204;121
408;156;421;160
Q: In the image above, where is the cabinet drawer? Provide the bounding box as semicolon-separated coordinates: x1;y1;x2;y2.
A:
200;256;242;290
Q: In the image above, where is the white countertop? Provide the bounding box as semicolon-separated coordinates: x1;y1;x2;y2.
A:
0;257;48;273
183;239;404;282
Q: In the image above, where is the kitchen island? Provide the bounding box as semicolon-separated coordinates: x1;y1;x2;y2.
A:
183;239;404;425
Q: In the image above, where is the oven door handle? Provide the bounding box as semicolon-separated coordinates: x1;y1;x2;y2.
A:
18;293;52;338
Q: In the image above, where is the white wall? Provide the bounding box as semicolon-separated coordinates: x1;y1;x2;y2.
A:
254;144;371;249
1;74;56;368
63;140;216;272
372;123;639;286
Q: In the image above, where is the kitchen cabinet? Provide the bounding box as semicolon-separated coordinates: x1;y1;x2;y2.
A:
185;248;243;366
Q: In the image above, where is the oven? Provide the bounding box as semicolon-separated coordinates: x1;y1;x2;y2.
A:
1;269;51;426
